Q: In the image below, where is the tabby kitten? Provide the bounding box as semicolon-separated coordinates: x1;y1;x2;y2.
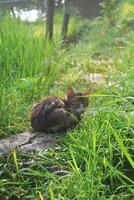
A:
30;88;89;133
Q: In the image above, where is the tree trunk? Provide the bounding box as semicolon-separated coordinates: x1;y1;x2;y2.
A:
61;0;70;40
46;0;54;40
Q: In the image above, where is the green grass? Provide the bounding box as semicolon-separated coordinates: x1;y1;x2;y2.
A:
0;14;79;136
0;13;84;136
0;0;134;199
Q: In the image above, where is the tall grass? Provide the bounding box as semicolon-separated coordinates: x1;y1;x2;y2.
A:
0;0;134;199
0;12;83;136
0;15;64;136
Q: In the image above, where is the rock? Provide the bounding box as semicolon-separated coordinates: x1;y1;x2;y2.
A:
113;37;127;46
84;73;104;84
127;18;134;25
0;132;56;155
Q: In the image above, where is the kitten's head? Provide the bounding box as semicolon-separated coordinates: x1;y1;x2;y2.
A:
67;88;89;114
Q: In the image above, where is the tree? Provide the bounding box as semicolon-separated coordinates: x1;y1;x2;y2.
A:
46;0;54;40
61;0;70;40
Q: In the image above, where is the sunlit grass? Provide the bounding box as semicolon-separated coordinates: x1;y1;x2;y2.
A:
0;0;134;199
0;14;79;136
121;2;134;17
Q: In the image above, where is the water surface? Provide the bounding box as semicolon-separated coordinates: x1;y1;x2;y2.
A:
0;0;101;21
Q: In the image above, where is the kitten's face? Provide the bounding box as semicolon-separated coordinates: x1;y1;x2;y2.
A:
67;89;89;114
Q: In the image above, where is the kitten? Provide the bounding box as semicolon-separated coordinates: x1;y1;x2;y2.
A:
30;88;89;133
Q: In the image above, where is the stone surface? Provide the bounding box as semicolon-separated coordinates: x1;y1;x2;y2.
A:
0;131;56;155
127;18;134;25
84;73;104;84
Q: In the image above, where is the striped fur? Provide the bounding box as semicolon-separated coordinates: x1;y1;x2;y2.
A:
30;91;89;133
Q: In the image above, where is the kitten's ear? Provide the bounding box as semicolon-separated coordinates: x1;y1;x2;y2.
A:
67;87;74;99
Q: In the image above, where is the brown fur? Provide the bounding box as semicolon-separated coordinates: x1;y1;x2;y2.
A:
30;89;89;133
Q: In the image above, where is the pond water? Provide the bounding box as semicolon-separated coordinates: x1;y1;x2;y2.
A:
0;0;101;22
11;7;47;21
0;0;62;21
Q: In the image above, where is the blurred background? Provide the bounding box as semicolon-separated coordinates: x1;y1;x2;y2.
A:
0;0;102;21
